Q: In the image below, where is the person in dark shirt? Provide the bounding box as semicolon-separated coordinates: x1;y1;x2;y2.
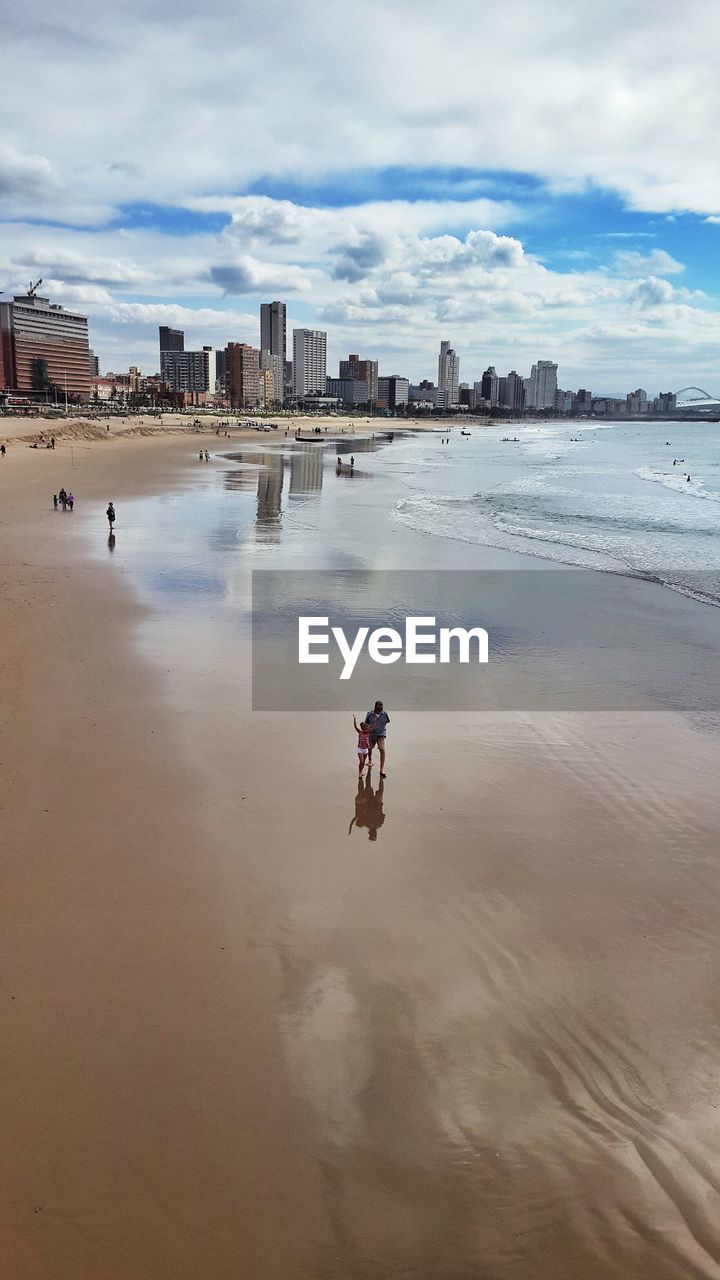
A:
366;701;389;777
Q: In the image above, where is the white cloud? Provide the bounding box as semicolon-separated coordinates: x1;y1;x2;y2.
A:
2;193;717;391
4;1;720;218
612;249;684;277
0;143;58;200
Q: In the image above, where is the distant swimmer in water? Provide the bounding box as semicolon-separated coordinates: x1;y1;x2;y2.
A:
687;474;691;482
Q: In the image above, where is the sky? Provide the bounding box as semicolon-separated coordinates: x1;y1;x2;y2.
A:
3;0;720;395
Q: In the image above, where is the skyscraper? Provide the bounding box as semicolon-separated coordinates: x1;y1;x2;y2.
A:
260;302;286;364
500;370;525;412
438;340;459;408
528;360;558;410
481;366;499;407
292;329;327;397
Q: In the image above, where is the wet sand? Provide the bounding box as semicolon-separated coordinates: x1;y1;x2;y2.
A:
2;433;720;1278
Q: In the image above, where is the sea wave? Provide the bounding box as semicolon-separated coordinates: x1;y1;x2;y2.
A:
393;492;720;606
634;467;720;503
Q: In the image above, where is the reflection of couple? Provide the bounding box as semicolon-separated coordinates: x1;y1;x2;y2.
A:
349;775;385;841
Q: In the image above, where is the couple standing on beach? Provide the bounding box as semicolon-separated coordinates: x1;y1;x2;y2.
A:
354;701;389;777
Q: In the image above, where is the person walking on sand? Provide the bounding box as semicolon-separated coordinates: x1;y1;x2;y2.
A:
353;716;371;775
366;700;389;777
59;487;67;511
67;492;74;511
53;493;58;509
106;502;116;530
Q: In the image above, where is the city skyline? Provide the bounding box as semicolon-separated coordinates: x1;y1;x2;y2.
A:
3;3;720;394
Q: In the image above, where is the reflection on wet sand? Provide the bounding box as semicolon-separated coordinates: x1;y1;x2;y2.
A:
224;446;327;541
256;452;284;538
349;775;386;840
289;447;323;500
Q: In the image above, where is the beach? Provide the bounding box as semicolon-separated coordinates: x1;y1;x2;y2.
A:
2;418;720;1279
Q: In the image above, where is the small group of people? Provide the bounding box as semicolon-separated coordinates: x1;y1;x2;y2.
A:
54;488;75;511
672;459;692;481
353;700;389;777
337;454;355;470
198;450;210;461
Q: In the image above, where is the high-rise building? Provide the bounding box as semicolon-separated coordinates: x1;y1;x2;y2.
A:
260;302;287;364
88;349;100;378
480;366;499;407
292;329;327;397
438;340;459;408
626;388;648;414
260;349;284;404
500;371;525;411
527;360;558;410
202;346;216;392
338;353;378;404
160;350;208;393
377;376;410;411
215;349;226;386
226;342;261;407
326;377;367;406
0;292;91;399
159;326;184;353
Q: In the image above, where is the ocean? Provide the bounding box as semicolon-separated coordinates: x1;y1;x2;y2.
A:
393;419;720;605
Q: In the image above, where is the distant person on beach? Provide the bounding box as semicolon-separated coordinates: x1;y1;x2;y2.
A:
350;455;355;468
0;444;5;457
106;502;116;530
53;493;58;509
366;701;389;777
205;450;209;461
51;436;55;449
67;492;74;511
59;487;67;511
353;716;371;775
